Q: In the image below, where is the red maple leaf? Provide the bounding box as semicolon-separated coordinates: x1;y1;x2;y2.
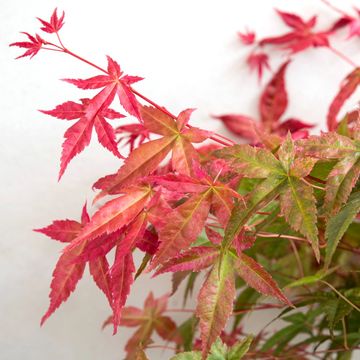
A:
215;61;314;143
37;8;65;34
238;29;256;45
35;204;113;324
40;98;125;179
259;10;330;53
246;51;271;80
64;56;143;119
10;32;45;59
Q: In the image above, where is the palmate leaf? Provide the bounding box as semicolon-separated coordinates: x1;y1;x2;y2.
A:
95;106;211;196
104;292;179;357
148;169;240;270
196;253;236;359
149;191;213;270
218;135;320;260
216;144;284;178
300;132;360;219
325;191;360;268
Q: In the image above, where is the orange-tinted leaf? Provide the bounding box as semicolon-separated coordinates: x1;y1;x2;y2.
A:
235;252;292;306
140;105;177;135
99;136;176;195
150;191;212;269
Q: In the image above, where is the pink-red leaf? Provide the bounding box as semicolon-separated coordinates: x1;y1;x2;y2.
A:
37;8;65;33
41;243;86;325
59;117;94;180
238;29;256;45
10;32;44;59
34;220;82;243
150;191;212;269
68;185;152;248
89;256;112;305
110;252;135;334
94;116;122;157
154;246;220;276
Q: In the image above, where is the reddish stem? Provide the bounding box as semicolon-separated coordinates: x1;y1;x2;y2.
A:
44;36;235;147
328;45;358;68
320;0;349;17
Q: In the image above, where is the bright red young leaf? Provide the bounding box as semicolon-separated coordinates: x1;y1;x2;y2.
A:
10;32;44;59
259;10;330;53
37;8;65;33
41;98;125;179
246;52;270;80
64;56;143;119
238;29;256;45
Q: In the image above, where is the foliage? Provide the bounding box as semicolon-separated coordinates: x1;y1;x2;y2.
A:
11;3;360;359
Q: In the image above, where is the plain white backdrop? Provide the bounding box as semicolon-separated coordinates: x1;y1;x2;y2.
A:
2;0;360;359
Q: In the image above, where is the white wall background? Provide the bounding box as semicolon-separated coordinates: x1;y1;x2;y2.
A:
1;0;360;359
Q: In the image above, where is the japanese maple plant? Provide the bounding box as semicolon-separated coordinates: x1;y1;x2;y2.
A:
11;2;360;359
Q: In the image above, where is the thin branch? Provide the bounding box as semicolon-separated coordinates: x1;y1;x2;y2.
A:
328;45;358;68
290;239;304;278
321;280;360;312
319;0;349;17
